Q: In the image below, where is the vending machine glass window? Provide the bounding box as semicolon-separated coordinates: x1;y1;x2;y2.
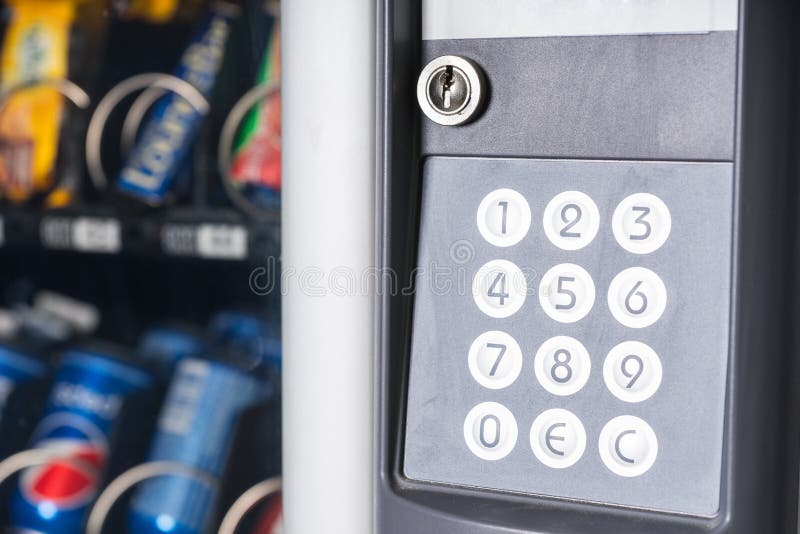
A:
0;1;283;533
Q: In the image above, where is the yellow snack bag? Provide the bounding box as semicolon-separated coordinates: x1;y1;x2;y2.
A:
0;0;75;203
118;0;185;23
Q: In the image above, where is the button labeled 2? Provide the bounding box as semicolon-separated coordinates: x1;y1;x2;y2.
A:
464;402;518;461
543;191;600;251
468;331;523;390
477;188;532;247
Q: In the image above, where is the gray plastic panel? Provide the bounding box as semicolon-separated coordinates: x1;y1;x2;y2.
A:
422;33;737;161
404;157;733;517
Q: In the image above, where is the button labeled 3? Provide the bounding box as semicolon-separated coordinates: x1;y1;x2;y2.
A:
476;189;532;247
613;193;671;254
464;402;518;461
530;408;587;469
599;415;658;477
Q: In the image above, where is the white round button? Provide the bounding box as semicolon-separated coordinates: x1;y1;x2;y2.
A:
533;336;591;396
463;402;518;461
529;408;587;469
542;191;600;251
477;189;532;247
598;415;658;477
607;267;667;328
468;331;523;390
612;193;671;254
603;341;663;403
538;263;595;323
473;259;528;318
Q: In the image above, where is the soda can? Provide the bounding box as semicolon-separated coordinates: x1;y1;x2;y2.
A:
0;342;50;459
128;357;268;534
209;310;281;375
9;344;156;533
116;2;240;205
138;323;207;380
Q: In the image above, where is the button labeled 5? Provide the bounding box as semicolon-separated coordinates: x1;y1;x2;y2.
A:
539;263;595;323
468;331;523;390
530;409;586;469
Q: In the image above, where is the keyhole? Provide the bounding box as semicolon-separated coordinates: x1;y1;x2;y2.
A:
440;66;454;109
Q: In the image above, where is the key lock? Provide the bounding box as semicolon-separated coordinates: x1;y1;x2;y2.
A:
417;55;486;126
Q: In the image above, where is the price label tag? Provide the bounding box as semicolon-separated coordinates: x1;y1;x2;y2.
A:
72;218;121;253
162;224;197;256
40;217;73;250
196;224;248;260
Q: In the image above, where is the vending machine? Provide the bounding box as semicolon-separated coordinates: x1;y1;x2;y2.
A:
0;1;283;533
371;0;800;533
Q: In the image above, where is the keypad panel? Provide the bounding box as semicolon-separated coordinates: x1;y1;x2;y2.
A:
404;157;733;517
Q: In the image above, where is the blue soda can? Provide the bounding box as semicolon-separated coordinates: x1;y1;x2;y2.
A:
10;345;155;534
116;2;240;204
128;357;267;534
139;324;207;380
209;310;281;373
0;342;50;458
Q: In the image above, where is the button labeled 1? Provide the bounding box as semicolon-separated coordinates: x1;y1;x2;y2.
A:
473;259;528;318
534;336;591;396
477;189;532;247
543;191;600;251
603;341;663;403
607;267;667;328
530;408;586;468
613;193;671;255
599;415;658;477
468;331;523;390
539;263;595;323
464;402;518;461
